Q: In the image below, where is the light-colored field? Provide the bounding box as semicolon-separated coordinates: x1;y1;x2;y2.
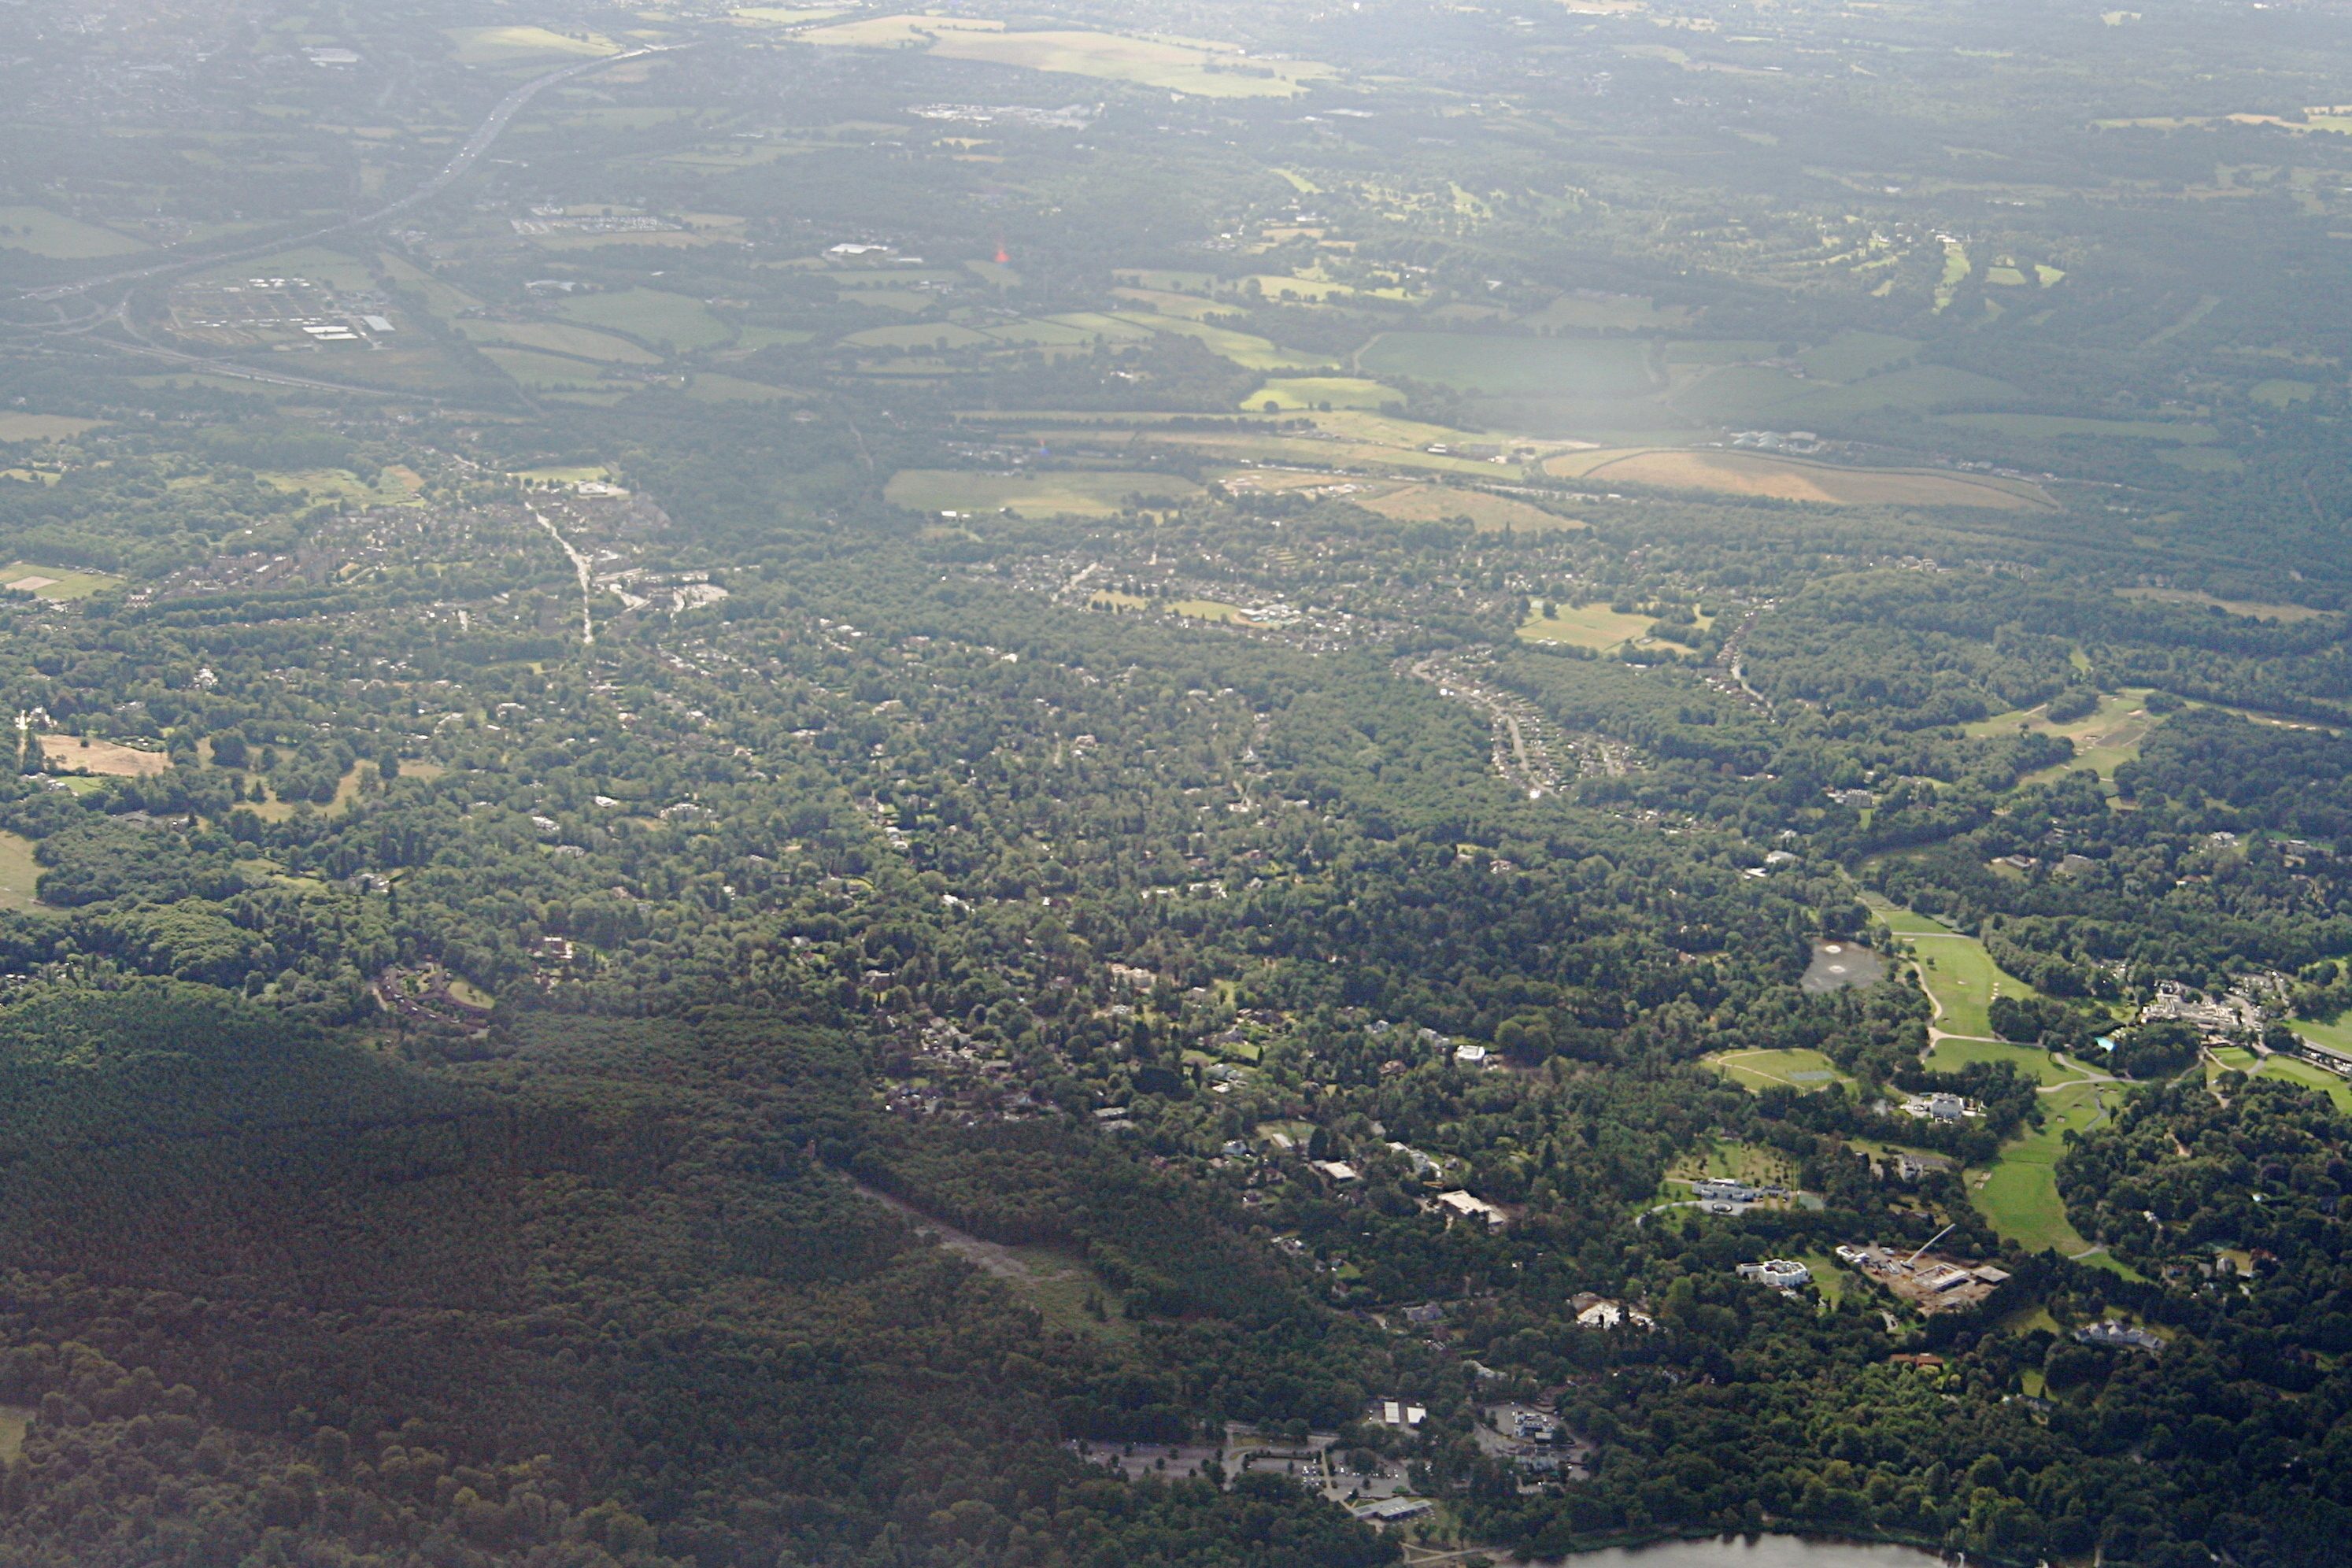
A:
799;15;1334;97
0;1406;30;1462
1357;332;1657;398
1167;598;1262;624
1517;601;1660;650
0;205;149;260
0;830;46;912
2115;588;2330;623
1703;1047;1855;1093
445;25;619;65
845;322;997;350
0;414;102;443
458;320;664;364
1546;446;2053;510
0;563;117;601
479;347;612;392
1359;485;1583;533
1241;377;1400;412
1938;412;2217;445
1964;687;2163;782
1796;331;1920;383
257;468;426;508
1111;287;1237;320
1110;312;1327;372
885;468;1202;517
554;288;734;351
47;737;170;778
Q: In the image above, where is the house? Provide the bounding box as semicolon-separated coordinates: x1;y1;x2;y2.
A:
1355;1498;1432;1523
1309;1159;1359;1182
1435;1189;1506;1227
1735;1259;1811;1289
1403;1302;1446;1326
2076;1321;2163;1355
1692;1179;1758;1203
1454;1042;1489;1067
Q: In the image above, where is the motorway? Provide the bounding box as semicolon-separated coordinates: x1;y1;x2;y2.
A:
17;44;678;305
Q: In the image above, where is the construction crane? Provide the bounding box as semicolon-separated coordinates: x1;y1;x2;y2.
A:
1904;1223;1956;1269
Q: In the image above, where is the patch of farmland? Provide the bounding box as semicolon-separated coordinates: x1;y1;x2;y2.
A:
0;205;150;261
885;469;1203;517
798;15;1333;96
0;415;104;443
1359;485;1582;533
1516;600;1655;650
458;320;664;364
444;26;620;65
553;289;734;351
1240;377;1400;412
1547;447;2052;510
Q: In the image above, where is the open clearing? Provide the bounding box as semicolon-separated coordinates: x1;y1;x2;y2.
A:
1360;484;1581;533
1925;1037;2080;1086
1516;600;1655;650
444;26;620;65
553;289;734;351
1356;332;1657;398
0;1406;30;1463
2116;588;2332;623
1241;377;1400;412
1872;900;2044;1039
1939;412;2217;444
1546;447;2054;510
800;16;1332;96
886;469;1202;517
46;737;169;778
0;414;103;443
1704;1047;1855;1093
0;563;119;601
1971;1080;2123;1262
1965;687;2162;782
0;205;149;260
458;320;664;364
0;830;46;912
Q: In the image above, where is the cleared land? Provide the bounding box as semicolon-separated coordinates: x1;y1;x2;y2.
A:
1924;1037;2079;1087
46;738;170;778
1359;485;1582;534
0;830;45;912
1241;377;1401;412
0;564;120;601
886;469;1202;517
444;26;620;65
553;289;734;351
1703;1047;1855;1093
1516;601;1655;650
799;16;1333;97
2115;588;2332;623
1356;332;1657;398
1965;688;2163;782
0;414;103;442
1546;447;2054;510
0;205;149;260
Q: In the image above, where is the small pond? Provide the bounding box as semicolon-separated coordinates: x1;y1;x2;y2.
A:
1801;941;1888;994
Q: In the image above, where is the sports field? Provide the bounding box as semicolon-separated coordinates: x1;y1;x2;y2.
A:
1703;1047;1855;1093
1545;447;2053;510
886;469;1202;517
1516;601;1655;651
0;563;120;601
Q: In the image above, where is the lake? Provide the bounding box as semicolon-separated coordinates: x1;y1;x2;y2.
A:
1802;941;1888;993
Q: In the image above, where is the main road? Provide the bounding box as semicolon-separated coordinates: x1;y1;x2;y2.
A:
17;43;682;305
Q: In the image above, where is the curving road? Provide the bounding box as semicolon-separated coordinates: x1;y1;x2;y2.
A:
19;44;680;305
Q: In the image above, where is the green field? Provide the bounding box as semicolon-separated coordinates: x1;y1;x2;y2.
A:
1924;1037;2079;1086
0;830;46;912
459;320;664;364
479;347;613;392
1356;332;1658;398
1516;600;1655;650
0;205;149;261
2259;1056;2352;1113
885;469;1203;517
1703;1047;1855;1093
445;25;620;65
1965;687;2164;782
1971;1080;2121;1261
1108;313;1326;372
1519;293;1690;333
1795;331;1920;383
2290;1014;2352;1054
554;289;734;352
1241;377;1402;412
0;563;121;601
257;468;427;508
1869;901;2043;1039
1936;412;2218;444
800;15;1333;98
0;414;103;443
681;373;795;403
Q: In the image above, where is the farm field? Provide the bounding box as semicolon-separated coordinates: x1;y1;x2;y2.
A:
553;289;734;351
1544;447;2052;510
1516;600;1655;651
798;16;1333;97
1795;331;1921;382
258;468;427;508
45;737;169;778
444;25;619;65
1355;332;1657;398
681;373;794;403
1518;293;1691;332
1703;1047;1855;1093
0;205;150;260
458;320;664;364
0;564;120;601
1241;377;1400;412
0;414;103;442
1940;412;2219;444
479;347;613;392
1359;484;1582;533
884;469;1202;517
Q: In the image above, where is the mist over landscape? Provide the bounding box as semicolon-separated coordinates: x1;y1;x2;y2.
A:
4;0;2352;1563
